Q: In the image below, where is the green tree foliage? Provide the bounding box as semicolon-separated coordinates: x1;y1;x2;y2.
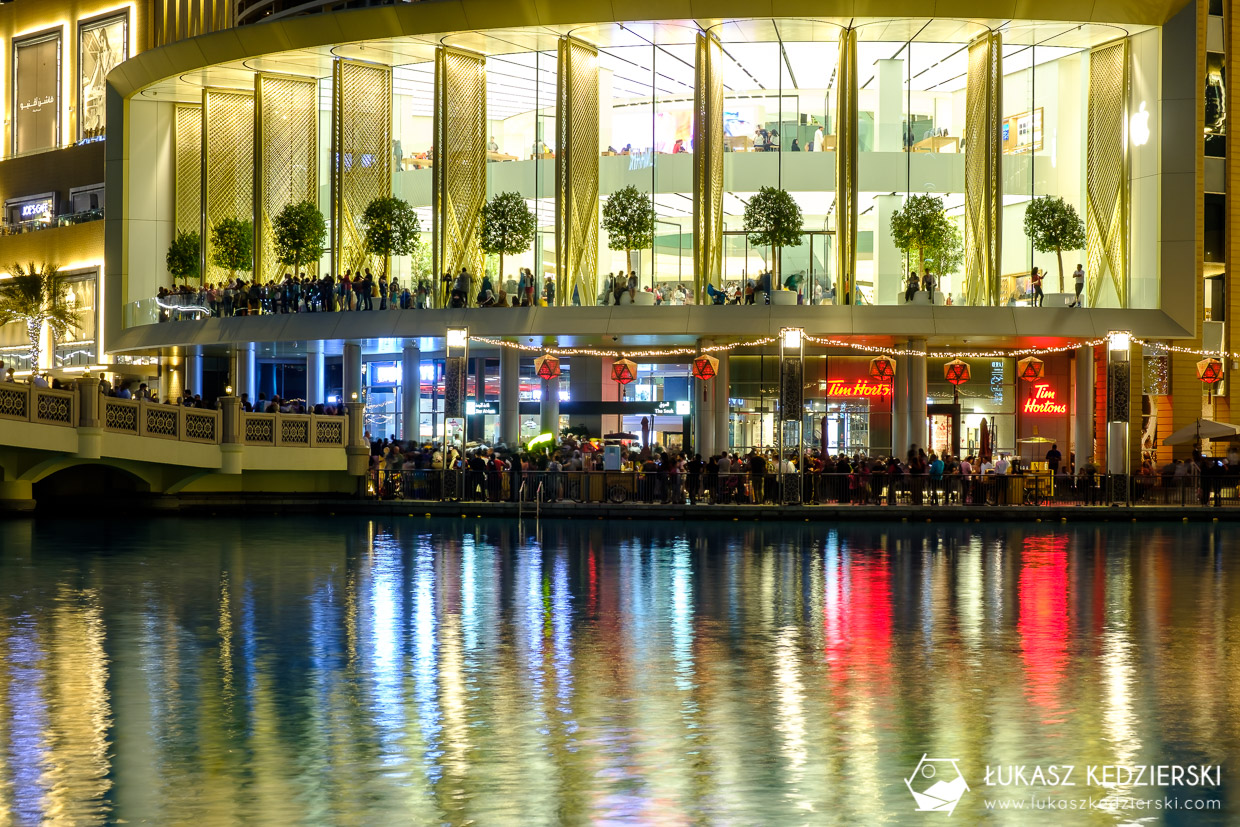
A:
272;200;327;278
210;218;254;281
890;194;956;278
1023;196;1086;292
480;192;537;283
742;186;804;286
0;262;79;369
166;230;200;284
361;196;420;282
601;186;655;278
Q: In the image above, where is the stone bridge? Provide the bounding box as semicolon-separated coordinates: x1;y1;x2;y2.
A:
0;380;368;511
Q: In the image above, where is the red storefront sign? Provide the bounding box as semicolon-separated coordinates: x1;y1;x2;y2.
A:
1023;383;1067;414
825;379;893;398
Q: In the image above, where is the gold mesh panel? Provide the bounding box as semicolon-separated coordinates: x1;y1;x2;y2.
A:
256;74;318;282
331;60;392;279
692;32;723;304
964;33;1002;307
433;48;486;305
834;29;858;305
202;89;254;283
1086;40;1129;308
174;104;201;236
556;37;599;307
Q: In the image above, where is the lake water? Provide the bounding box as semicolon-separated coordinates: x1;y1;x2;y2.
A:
0;517;1235;824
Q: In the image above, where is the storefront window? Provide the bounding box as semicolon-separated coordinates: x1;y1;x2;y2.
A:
13;32;61;155
79;13;128;141
928;357;1015;458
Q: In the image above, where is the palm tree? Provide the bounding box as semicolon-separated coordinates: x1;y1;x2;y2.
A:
0;262;79;370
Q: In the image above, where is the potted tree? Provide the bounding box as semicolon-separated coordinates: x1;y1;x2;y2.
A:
272;200;327;280
361;195;420;289
891;193;962;302
480;191;536;295
601;185;655;304
166;230;200;284
0;262;79;371
1023;195;1085;293
742;186;804;305
210;217;254;282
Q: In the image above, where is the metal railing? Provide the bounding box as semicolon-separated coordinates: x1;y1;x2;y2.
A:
0;384;76;428
366;468;1240;508
0;208;104;236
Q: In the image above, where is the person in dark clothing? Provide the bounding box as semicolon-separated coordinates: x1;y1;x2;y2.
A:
686;454;704;505
1045;444;1062;474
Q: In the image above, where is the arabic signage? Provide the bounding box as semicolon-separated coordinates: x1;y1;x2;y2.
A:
654;400;691;416
15;34;60;154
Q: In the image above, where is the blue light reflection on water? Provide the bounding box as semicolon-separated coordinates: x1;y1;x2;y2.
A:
0;517;1236;824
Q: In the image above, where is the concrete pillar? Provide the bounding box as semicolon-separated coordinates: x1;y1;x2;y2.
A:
186;347;203;398
1074;345;1094;470
540;375;560;436
345;400;369;478
500;345;520;447
342;341;362;404
713;353;730;455
568;355;617;440
401;342;420;441
219;395;242;474
876;58;904;152
908;338;928;455
875;194;904;307
306;341;324;408
694;365;715;460
76;376;103;459
893;351;909;459
234;342;257;405
159;350;183;405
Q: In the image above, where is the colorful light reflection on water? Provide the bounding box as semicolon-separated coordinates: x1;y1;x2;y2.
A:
0;518;1236;823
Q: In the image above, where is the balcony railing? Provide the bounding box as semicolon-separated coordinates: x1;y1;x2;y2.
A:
0;208;104;237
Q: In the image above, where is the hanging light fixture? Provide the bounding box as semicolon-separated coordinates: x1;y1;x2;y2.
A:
534;353;561;381
869;355;896;381
611;358;637;385
691;353;719;381
1196;356;1224;384
1017;356;1045;382
944;358;971;386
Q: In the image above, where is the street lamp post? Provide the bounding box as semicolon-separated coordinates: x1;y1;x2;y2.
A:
445;327;469;450
779;327;804;504
1106;331;1131;505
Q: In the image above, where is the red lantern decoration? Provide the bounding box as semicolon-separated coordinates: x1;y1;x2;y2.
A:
692;354;719;381
1017;356;1045;382
1197;357;1224;384
869;355;896;381
944;358;971;386
534;353;561;381
611;358;637;385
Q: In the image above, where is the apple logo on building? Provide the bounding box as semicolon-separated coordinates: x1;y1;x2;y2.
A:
1130;102;1150;147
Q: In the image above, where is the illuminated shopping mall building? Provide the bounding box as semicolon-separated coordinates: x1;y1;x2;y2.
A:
0;0;1234;470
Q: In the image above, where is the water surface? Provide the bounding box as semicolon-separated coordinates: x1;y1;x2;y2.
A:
0;517;1236;824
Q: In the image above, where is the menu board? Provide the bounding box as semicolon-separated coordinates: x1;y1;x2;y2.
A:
14;34;60;154
80;15;127;140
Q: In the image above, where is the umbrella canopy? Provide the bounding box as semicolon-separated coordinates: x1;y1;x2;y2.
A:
1162;418;1240;446
979;418;992;459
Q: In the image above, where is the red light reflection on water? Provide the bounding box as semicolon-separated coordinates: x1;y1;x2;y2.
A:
1018;535;1070;720
823;552;893;679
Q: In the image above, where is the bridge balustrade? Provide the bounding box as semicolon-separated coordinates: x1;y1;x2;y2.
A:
0;385;76;428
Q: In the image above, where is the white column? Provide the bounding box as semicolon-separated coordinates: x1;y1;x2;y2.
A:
540;375;560;435
713;353;730;456
1074;345;1094;471
305;341;324;407
186;346;203;398
693;347;715;459
893;351;908;459
500;345;520;447
908;338;928;454
876;59;904;152
875;193;904;307
343;340;362;403
234;342;256;405
401;342;420;441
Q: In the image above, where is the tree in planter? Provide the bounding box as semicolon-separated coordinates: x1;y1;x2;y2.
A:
923;221;965;283
166;230;201;284
890;194;955;279
272;200;327;279
1023;195;1086;292
361;196;420;284
210;217;253;282
0;262;79;370
742;186;804;289
480;192;536;287
601;186;654;286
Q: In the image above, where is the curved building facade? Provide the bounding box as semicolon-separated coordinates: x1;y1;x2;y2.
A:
93;0;1211;466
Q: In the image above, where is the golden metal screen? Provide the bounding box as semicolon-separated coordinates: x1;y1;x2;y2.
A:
556;37;599;307
964;32;1002;307
692;31;724;304
331;60;392;280
433;48;486;305
256;74;318;282
1086;39;1130;308
202;89;254;283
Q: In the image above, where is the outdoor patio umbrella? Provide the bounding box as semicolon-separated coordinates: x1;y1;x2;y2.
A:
1162;418;1240;446
979;418;992;459
641;416;651;446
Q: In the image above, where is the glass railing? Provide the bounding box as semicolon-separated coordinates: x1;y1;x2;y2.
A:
0;208;104;236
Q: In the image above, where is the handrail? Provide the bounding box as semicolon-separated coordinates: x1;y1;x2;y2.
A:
536;481;543;521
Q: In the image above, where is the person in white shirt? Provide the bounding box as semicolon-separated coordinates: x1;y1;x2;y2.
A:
32;373;50;389
995;454;1010;474
1071;264;1085;307
979;457;995;475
